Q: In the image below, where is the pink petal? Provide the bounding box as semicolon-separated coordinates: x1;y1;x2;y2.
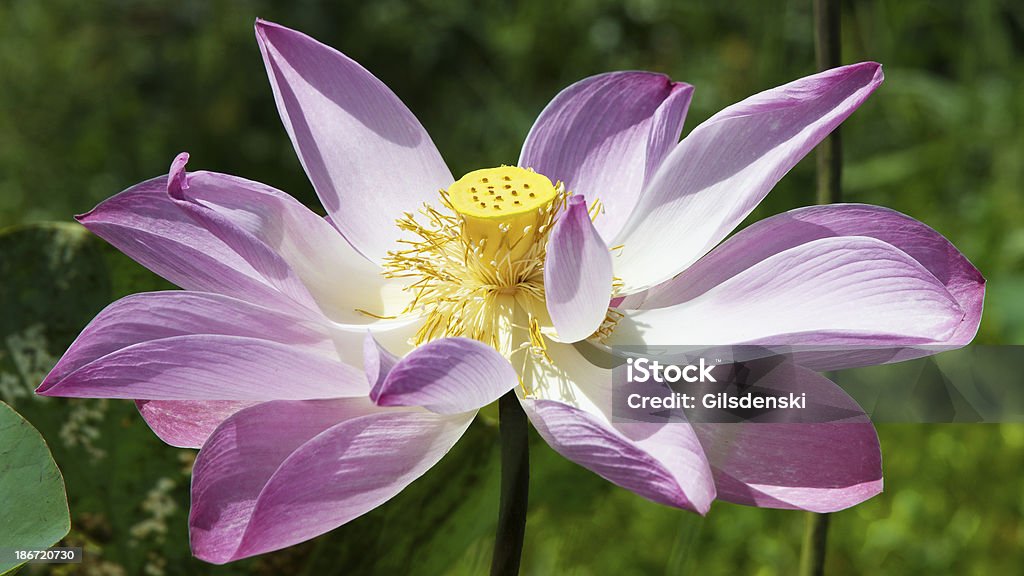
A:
693;363;882;512
255;20;452;263
608;236;964;348
633;204;984;367
190;398;472;563
524;399;715;513
36;291;416;444
80;154;404;321
519;72;693;240
369;336;518;414
612;62;884;292
363;332;399;391
163;158;316;310
136;400;257;449
544;196;614;342
521;341;715;513
40;291;335;393
37;334;365;400
37;289;337;446
169;157;404;323
78;173;298;314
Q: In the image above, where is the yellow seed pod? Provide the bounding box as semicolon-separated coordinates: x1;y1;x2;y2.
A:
448;166;558;264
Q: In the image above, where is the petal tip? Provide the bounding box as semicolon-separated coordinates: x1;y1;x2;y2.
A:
253;18;282;35
849;61;884;87
670;80;695;95
544;196;613;342
34;379;57;396
168;152;190;197
364;332;400;405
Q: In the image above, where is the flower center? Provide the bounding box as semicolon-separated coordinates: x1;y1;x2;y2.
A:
383;166;565;356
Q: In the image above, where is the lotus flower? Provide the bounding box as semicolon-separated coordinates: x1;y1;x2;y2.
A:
37;19;984;563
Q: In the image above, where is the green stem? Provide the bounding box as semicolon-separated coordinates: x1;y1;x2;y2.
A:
801;1;841;575
799;512;831;576
489;391;530;576
814;0;842;205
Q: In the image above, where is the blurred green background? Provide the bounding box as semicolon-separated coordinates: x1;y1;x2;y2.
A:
1;0;1022;574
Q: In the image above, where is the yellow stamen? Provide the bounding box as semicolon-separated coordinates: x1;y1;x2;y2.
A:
593;307;624;342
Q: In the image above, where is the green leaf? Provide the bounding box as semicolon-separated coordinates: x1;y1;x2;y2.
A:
0;400;70;574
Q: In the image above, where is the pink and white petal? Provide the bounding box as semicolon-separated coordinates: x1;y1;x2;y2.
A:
519;72;693;239
612;62;885;292
136;400;258;449
135;318;422;448
190;399;372;562
190;398;473;563
165;154;319;311
637;203;985;348
326;314;422;370
544;196;614;343
40;291;336;392
370;337;518;415
363;332;400;391
170;158;409;323
77;175;302;314
37;334;365;400
607;236;964;348
255;20;452;263
521;341;715;513
693;364;881;512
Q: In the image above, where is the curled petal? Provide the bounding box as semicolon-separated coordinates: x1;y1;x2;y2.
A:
77;173;297;313
544;196;614;343
79;154;407;321
520;72;693;239
612;62;884;293
168;156;407;322
255;20;452;262
370;336;518;415
190;398;472;563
